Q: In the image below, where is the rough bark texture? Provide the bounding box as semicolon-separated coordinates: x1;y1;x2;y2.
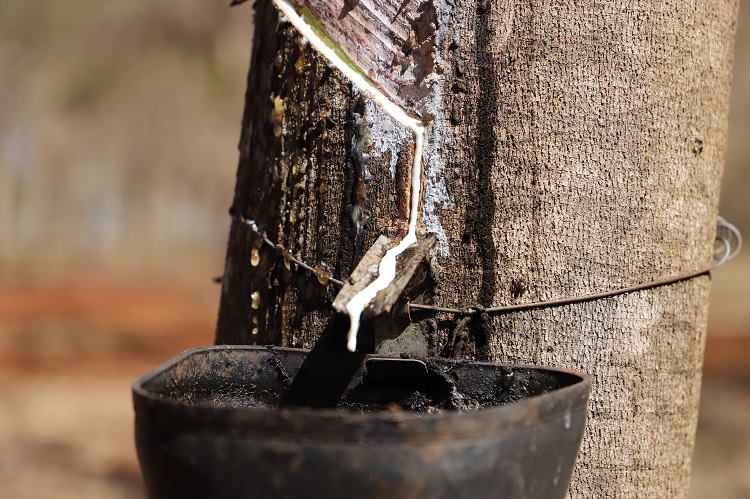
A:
217;1;738;497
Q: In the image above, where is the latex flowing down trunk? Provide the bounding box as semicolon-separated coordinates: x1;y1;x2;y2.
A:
216;1;738;496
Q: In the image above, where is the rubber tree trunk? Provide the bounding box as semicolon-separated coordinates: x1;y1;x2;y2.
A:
216;1;738;496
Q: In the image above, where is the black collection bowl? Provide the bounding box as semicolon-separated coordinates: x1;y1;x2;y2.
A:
133;346;590;499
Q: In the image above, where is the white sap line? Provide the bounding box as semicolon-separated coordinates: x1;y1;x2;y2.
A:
272;0;426;352
345;128;423;352
272;0;421;133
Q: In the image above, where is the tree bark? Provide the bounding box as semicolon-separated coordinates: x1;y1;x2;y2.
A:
216;1;738;497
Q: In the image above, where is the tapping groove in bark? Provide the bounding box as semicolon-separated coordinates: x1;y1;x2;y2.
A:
216;1;739;497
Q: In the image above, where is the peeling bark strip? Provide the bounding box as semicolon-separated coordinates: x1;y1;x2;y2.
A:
333;233;435;316
217;1;738;497
298;0;437;115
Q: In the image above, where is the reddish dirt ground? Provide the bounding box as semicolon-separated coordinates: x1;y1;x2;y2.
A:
0;280;747;498
0;280;217;499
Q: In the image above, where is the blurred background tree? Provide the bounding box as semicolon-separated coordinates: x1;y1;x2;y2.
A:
0;1;244;276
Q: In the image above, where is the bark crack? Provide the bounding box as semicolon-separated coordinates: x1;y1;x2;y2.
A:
473;1;498;307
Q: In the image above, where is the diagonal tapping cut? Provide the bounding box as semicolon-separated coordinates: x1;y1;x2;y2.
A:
272;0;428;351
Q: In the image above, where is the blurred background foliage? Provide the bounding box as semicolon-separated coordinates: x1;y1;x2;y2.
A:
0;1;747;497
0;0;247;277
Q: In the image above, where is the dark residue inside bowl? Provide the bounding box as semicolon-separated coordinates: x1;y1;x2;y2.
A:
143;348;576;414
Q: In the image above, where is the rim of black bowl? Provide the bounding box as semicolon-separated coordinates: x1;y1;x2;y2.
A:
133;345;591;443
